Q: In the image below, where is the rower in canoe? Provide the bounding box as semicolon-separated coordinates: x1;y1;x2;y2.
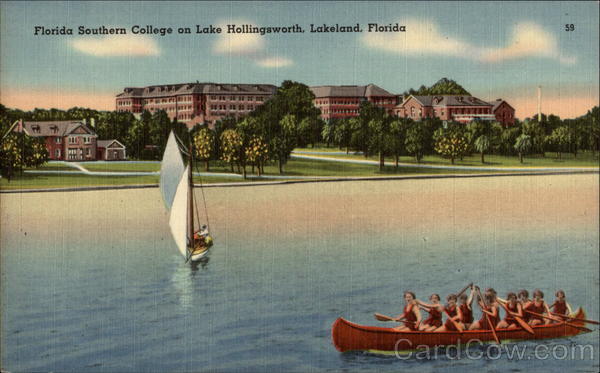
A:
459;285;475;329
435;294;463;332
497;292;524;330
392;291;422;331
517;289;532;322
416;294;444;331
525;289;557;325
551;290;573;319
469;287;499;330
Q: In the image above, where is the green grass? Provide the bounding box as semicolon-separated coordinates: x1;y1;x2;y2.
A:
0;173;246;190
295;147;600;168
0;174;159;190
199;158;500;178
5;151;590;191
26;162;77;171
82;162;161;172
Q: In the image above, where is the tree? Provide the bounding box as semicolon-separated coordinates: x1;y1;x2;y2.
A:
405;124;428;163
0;125;48;181
522;120;546;156
368;117;392;171
321;122;335;148
272;114;298;174
514;134;532;163
500;126;521;156
250;81;319;170
23;137;49;169
548;126;570;159
435;133;469;164
403;77;471;96
586;106;600;154
193;127;214;171
245;136;269;176
298;116;323;148
474;135;490;163
220;129;242;173
333;118;352;153
389;118;409;167
236;117;262;179
353;102;385;157
0;134;23;181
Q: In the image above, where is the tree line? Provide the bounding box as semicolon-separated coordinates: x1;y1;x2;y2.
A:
1;84;599;179
192;81;324;178
321;106;599;168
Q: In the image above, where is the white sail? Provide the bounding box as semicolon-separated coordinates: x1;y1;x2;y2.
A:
160;131;185;210
169;166;189;258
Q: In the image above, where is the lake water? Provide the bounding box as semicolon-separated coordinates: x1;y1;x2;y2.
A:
1;174;599;372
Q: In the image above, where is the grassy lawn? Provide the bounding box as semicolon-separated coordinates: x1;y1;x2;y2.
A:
0;174;246;190
0;174;159;190
82;162;161;173
27;162;77;171
294;147;600;168
6;152;590;191
199;158;499;177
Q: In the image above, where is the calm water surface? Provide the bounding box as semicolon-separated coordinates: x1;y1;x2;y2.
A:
1;175;599;372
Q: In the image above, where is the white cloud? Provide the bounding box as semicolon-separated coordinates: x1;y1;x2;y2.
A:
71;35;160;57
362;19;473;58
362;19;576;65
212;19;292;68
256;56;293;68
213;21;264;56
480;22;576;65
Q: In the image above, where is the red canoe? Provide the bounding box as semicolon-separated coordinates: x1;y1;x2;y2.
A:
332;308;589;352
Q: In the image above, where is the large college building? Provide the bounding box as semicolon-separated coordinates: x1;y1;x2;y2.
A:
115;82;277;128
310;84;398;121
395;95;515;126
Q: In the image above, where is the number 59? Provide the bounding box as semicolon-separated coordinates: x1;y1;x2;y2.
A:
565;24;575;31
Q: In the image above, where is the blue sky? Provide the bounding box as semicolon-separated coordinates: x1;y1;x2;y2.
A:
1;1;598;118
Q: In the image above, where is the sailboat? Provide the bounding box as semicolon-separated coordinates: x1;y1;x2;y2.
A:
160;131;213;262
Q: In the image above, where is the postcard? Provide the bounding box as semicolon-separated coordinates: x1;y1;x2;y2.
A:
1;1;598;372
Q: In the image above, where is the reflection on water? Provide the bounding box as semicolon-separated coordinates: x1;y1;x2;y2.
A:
190;256;210;272
1;176;598;372
171;256;210;309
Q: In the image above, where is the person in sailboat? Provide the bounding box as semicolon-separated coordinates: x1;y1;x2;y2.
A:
193;224;213;250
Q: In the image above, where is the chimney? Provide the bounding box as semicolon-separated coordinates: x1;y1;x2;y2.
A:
537;86;542;122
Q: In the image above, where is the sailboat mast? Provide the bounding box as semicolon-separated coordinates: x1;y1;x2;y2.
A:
188;142;194;253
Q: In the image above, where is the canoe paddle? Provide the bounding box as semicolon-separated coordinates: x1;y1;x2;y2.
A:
443;308;464;332
476;287;501;344
524;310;592;333
550;312;599;325
374;313;399;322
445;283;473;333
497;301;535;335
456;283;473;298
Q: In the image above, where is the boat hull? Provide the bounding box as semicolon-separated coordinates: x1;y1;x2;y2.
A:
190;248;209;261
332;308;588;352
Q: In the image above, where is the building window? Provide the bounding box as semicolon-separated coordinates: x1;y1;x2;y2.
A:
84;137;91;144
69;137;76;144
55;137;62;144
55;149;61;158
86;148;91;156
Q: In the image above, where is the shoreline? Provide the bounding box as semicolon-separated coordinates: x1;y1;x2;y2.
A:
1;169;598;193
